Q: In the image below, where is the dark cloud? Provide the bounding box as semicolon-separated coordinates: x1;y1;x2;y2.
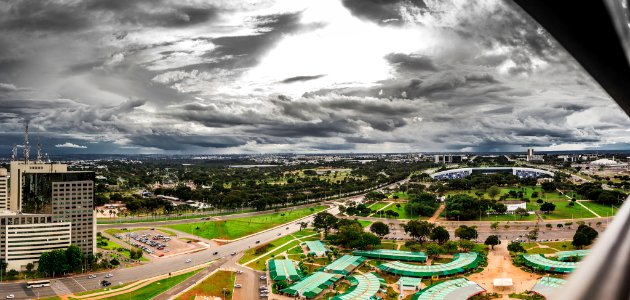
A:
281;75;326;84
1;0;91;32
86;0;218;28
342;0;427;25
129;134;250;150
384;53;437;72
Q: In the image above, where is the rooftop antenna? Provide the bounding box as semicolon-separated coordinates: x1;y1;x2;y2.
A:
23;121;30;163
11;144;18;161
36;143;42;163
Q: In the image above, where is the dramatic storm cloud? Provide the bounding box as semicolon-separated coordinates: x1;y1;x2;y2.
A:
0;0;628;154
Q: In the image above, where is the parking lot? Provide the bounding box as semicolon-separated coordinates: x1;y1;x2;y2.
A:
114;229;206;258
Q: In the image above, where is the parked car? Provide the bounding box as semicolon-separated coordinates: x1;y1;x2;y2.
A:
88;274;97;279
234;284;242;288
105;273;113;278
231;252;237;256
101;280;111;287
213;251;218;255
6;295;15;299
186;259;192;263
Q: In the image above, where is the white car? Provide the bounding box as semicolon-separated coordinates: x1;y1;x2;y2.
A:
230;252;237;256
185;259;192;263
105;273;113;278
234;284;242;288
6;295;15;299
88;274;97;279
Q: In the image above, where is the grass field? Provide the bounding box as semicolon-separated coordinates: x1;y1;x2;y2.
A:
388;191;410;200
446;186;566;201
240;231;319;271
239;230;317;265
477;213;536;222
176;270;235;300
522;241;578;254
97;235;126;251
578;201;618;217
535;199;597;220
166;206;325;240
100;269;202;300
368;202;390;212
358;220;373;227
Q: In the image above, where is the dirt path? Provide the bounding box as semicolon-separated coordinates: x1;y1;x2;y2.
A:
428;204;445;223
468;241;539;295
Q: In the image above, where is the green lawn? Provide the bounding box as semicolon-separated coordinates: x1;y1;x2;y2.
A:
239;230;317;265
358;220;373;227
176;270;235;300
97;236;126;251
101;269;202;300
368;202;390;212
578;201;618;217
535;199;597;220
446;186;566;201
166;206;325;240
389;191;410;200
522;241;578;254
242;232;320;271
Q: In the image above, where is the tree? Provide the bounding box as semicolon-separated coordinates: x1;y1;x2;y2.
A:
541;181;556;192
369;221;390;237
490;222;499;230
540;202;556;214
403;220;434;244
454;225;478;240
507;241;526;253
336;223;381;249
484;235;500;249
572;224;598;248
527;228;539;241
488;186;500;200
7;269;18;278
494;203;507;214
426;244;442;258
110;258;120;266
299;222;309;231
442;241;458;254
65;244;84;272
430;226;450;244
26;263;34;273
445;194;482;221
458;240;475;252
514;207;528;218
313;212;338;236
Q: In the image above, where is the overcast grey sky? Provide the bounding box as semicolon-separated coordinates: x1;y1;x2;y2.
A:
0;0;629;154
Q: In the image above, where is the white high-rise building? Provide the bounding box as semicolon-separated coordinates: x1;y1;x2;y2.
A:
0;168;8;210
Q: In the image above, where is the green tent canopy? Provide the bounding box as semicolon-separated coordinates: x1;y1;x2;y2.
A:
353;249;427;262
520;254;578;273
378;252;481;277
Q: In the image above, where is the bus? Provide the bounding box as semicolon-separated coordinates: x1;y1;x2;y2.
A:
26;280;51;288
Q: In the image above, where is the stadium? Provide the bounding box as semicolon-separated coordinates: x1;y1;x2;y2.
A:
431;167;554;180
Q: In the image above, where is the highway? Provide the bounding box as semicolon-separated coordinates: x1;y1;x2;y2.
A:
0;205;339;300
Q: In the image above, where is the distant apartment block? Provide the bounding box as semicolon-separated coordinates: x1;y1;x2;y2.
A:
8;161;67;211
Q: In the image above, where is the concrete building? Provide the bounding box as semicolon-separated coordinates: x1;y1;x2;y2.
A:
0;212;71;270
20;172;95;255
8;161;67;212
0;168;8;210
434;154;467;164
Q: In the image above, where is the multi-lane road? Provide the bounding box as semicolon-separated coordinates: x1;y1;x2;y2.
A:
0;205;339;300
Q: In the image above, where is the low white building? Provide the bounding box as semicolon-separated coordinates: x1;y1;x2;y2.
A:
0;212;71;270
504;201;527;213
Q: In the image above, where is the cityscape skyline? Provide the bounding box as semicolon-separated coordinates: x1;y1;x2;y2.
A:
1;0;630;155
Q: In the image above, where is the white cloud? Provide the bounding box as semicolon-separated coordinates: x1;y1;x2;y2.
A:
55;142;87;149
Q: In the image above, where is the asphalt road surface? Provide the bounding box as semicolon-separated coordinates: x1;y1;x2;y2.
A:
0;205;339;300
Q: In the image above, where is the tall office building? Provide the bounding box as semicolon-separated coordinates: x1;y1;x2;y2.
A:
8;161;67;212
0;168;8;210
21;172;95;255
